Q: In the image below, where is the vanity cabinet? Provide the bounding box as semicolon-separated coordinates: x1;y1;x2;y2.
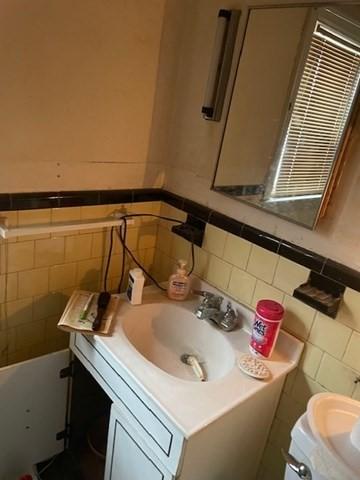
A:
70;325;301;480
70;333;185;475
105;404;174;480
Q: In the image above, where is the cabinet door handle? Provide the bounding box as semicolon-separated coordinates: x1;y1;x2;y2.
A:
281;449;312;479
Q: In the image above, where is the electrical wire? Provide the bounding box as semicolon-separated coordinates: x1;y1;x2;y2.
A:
117;218;127;294
103;226;114;292
103;212;196;294
116;218;167;292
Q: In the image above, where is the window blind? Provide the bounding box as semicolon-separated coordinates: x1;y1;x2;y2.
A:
270;19;360;200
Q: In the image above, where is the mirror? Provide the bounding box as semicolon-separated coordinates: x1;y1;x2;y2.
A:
213;5;360;229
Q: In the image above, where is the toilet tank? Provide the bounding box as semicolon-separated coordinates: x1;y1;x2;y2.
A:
285;414;326;480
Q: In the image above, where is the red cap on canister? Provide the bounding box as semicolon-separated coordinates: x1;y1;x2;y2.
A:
256;299;284;321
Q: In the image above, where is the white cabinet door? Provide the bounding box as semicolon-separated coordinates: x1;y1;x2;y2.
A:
0;350;69;480
105;405;174;480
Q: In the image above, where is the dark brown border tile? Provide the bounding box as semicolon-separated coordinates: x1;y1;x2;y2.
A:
323;259;360;292
279;241;325;272
242;225;280;253
208;211;243;236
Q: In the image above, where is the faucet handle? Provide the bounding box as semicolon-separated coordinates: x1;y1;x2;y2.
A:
193;290;223;308
220;302;237;331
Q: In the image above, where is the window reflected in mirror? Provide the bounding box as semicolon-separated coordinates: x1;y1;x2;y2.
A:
213;5;360;229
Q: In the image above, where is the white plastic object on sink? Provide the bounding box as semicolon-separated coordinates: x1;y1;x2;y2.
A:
307;393;360;480
237;354;270;380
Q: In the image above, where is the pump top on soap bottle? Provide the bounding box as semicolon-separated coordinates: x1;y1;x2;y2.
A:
167;259;191;301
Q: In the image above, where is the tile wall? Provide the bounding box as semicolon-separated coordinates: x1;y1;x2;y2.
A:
152;202;360;479
1;197;359;479
0;201;160;367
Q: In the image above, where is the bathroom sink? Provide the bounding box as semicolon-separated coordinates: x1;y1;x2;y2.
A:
121;302;235;381
307;393;360;479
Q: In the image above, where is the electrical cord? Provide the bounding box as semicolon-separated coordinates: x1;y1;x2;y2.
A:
116;219;167;291
103;212;196;294
103;226;114;292
117;218;127;294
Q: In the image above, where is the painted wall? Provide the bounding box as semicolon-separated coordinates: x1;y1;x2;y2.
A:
0;0;166;192
150;0;360;271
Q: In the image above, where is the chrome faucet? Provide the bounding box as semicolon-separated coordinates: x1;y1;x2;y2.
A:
193;290;238;332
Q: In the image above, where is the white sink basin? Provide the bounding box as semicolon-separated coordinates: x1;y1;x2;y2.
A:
307;393;360;479
121;302;235;382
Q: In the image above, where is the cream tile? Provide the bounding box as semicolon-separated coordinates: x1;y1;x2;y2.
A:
126;227;139;251
7;347;32;365
77;258;103;287
45;315;64;340
18;209;51;225
5;327;16;353
0;273;18;302
170;235;191;263
6;297;33;327
275;392;305;427
283;368;297;394
153;251;173;283
7;241;35;272
343;331;360;372
0;211;18;227
18;268;49;298
316;354;357;396
35;237;64;267
80;205;113;220
251;280;284;308
159;203;186;230
51;207;81;237
261;442;286;479
268;418;291;450
51;206;81;223
65;234;92;262
247;245;279;284
129;202;159;226
157;227;172;256
299;342;323;379
309;312;352;359
15;319;46;350
227;268;256;305
54;334;70;350
108;254;124;279
137;225;157;250
18;209;51;241
205;255;232;291
49;263;77;291
353;383;360;401
338;288;360;333
193;246;210;278
0;330;8;355
91;230;122;258
273;257;309;295
203;225;227;257
282;295;316;340
222;234;251;270
33;293;63;321
291;371;327;406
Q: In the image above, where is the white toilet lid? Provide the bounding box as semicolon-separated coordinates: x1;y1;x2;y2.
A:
307;393;360;479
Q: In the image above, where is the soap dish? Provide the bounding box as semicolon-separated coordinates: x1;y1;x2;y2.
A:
237;354;270;380
293;271;345;318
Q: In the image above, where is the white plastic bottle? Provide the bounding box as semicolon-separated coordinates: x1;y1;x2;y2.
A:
167;260;191;301
127;268;145;305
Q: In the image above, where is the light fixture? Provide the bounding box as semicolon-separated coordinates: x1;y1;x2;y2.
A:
201;9;240;122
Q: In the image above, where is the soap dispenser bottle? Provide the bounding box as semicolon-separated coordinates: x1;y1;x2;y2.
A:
167;260;191;301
